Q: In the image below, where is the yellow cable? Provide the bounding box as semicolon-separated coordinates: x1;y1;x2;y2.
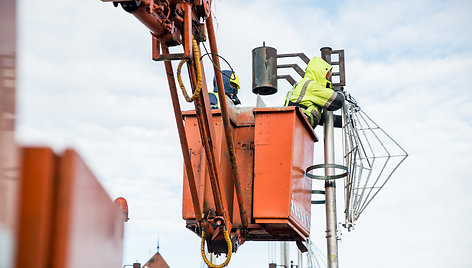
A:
177;38;203;102
201;229;232;268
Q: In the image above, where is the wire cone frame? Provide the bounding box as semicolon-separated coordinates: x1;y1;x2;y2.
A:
341;93;408;230
306;239;327;268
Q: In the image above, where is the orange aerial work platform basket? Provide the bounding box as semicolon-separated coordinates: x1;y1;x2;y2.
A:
182;106;317;244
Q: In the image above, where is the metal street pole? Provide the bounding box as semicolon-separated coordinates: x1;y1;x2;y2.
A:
280;241;290;268
298;248;304;268
320;47;339;268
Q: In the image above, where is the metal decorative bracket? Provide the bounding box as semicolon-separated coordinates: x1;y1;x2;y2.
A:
276;53;310;86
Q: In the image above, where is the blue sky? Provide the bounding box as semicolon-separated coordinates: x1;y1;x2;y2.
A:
16;0;472;267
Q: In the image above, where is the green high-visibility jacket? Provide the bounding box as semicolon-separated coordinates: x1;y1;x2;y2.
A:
208;92;220;109
284;57;344;127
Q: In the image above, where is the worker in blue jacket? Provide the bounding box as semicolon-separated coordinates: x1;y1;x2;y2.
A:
209;70;241;109
284;57;344;128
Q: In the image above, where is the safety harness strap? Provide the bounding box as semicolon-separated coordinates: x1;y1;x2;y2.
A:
288;101;308;110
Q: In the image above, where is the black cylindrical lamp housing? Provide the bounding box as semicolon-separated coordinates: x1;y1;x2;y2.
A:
252;45;278;95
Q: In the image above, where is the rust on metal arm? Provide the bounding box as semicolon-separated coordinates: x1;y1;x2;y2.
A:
162;45;202;223
206;15;249;229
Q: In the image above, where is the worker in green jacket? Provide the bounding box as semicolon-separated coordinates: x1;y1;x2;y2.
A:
284;57;344;128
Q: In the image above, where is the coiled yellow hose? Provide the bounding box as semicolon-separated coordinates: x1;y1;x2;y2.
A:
201;229;232;268
177;38;203;102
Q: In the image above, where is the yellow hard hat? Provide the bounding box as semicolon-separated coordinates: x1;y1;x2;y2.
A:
230;72;240;89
